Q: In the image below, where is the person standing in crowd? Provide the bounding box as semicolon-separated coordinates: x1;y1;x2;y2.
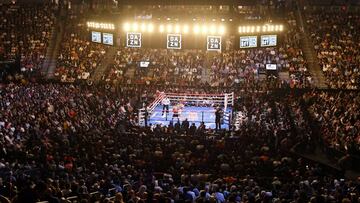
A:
215;106;223;130
162;97;171;118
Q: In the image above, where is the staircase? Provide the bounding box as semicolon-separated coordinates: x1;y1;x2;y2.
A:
295;1;327;88
91;46;117;82
44;9;66;79
202;52;213;84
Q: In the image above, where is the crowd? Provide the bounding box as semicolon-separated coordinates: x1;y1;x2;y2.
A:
2;2;360;203
304;91;360;154
0;3;55;74
54;11;108;82
307;11;360;89
0;82;359;203
103;48;206;87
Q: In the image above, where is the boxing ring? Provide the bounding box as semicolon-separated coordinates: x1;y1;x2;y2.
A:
138;92;234;129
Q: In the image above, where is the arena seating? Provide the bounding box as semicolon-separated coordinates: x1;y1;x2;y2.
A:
307;11;360;89
2;1;360;203
54;11;108;82
305;91;360;153
0;4;55;74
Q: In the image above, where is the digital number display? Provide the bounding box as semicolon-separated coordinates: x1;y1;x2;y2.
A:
240;36;257;48
102;33;113;45
91;31;101;43
260;35;277;47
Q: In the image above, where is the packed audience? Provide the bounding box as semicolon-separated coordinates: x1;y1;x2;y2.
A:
54;11;108;82
2;2;360;203
0;3;55;74
307;11;360;89
0;83;359;203
104;48;206;87
208;12;310;88
305;91;360;153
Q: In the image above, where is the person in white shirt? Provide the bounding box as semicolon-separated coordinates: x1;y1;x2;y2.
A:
162;97;170;117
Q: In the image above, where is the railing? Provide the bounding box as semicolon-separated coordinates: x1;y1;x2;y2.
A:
138;92;234;127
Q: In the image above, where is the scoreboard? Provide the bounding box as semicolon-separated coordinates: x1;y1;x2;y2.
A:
239;36;257;48
260;35;277;47
91;31;101;43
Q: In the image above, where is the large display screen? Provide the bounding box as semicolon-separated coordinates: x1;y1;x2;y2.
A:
240;36;257;48
102;33;114;45
260;35;277;47
91;31;101;43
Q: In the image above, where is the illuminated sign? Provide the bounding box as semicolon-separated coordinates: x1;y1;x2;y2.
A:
240;36;257;48
91;31;101;43
102;33;113;45
260;35;277;47
167;34;181;49
207;36;221;51
127;32;142;48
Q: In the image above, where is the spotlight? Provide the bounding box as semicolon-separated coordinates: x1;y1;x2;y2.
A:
148;23;154;33
210;24;216;34
193;24;200;34
201;25;208;34
123;22;130;32
141;23;146;32
183;24;189;34
132;23;138;31
219;25;225;35
262;25;267;32
175;24;180;33
166;24;173;33
159;24;165;33
279;25;284;32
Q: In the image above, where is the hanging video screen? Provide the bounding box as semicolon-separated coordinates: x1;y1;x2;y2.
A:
91;31;101;43
102;33;114;45
240;36;257;48
260;35;277;47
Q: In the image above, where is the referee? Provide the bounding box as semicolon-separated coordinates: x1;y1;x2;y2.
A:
215;107;223;130
162;97;170;117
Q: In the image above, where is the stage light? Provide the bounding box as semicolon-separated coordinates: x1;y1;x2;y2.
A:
279;25;284;32
183;24;189;34
238;27;242;33
262;25;267;32
229;18;233;22
166;24;173;33
141;23;146;32
256;26;261;32
193;24;200;34
246;26;250;33
166;17;171;21
132;23;138;31
148;23;154;33
210;24;216;34
159;24;165;33
251;26;255;33
219;25;225;35
175;24;180;33
201;25;208;34
221;18;225;22
123;22;130;32
269;25;274;32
